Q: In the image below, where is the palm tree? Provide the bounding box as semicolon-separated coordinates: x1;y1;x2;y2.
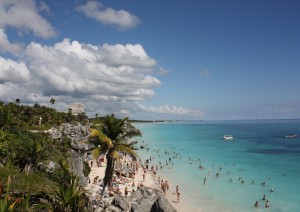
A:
68;108;72;114
50;98;56;105
89;114;141;197
15;99;20;104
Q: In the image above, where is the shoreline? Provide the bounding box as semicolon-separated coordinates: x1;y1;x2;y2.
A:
84;158;197;211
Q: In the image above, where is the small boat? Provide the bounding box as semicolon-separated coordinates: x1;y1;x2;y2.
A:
224;135;233;140
284;134;298;138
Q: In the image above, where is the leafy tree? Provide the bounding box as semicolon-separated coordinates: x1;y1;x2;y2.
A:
9;132;51;170
0;129;12;157
0;105;17;131
82;161;91;177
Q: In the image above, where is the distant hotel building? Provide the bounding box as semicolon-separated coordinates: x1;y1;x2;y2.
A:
68;103;84;115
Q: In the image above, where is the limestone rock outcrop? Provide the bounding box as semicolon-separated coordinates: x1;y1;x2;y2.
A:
49;123;94;185
93;187;177;212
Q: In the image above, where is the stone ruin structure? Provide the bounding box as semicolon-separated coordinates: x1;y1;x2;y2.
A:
68;103;84;115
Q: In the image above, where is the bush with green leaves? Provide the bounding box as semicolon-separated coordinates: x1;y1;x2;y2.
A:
82;161;91;177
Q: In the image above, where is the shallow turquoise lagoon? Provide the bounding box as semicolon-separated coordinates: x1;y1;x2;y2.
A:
134;119;300;212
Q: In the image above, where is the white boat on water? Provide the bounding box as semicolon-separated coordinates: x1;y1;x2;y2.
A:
224;135;233;140
284;134;298;138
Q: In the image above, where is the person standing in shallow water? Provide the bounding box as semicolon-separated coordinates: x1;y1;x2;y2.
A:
265;200;270;208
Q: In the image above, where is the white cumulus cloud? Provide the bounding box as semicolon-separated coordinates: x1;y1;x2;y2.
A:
24;39;160;98
0;28;23;55
100;44;156;67
138;104;205;117
0;57;30;82
0;39;163;115
76;1;140;30
0;37;205;119
0;0;56;39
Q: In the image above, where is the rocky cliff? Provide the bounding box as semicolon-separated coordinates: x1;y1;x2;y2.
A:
49;123;94;185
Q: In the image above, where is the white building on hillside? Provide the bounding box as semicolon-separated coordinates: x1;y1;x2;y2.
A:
68;103;84;115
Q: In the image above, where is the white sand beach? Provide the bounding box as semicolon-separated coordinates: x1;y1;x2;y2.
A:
84;158;195;212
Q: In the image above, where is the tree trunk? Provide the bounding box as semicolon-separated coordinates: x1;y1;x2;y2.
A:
100;150;115;199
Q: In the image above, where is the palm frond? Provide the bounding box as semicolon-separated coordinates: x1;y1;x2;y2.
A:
89;129;113;148
89;128;101;138
92;145;107;159
0;176;19;212
116;145;138;159
52;175;84;211
110;150;120;161
127;140;138;145
101;137;113;148
31;199;53;211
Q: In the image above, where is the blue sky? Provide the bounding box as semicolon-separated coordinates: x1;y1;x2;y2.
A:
0;0;299;120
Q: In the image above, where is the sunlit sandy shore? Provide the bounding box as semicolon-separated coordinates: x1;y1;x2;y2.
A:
84;158;197;211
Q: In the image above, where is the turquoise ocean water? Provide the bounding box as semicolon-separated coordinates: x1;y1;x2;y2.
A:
134;119;300;212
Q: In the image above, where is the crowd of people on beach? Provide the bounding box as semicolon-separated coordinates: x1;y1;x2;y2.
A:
140;155;181;203
86;152;181;205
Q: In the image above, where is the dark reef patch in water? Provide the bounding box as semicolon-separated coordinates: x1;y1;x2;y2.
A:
248;148;300;155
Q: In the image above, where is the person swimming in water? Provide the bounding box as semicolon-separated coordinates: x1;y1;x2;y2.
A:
265;200;270;208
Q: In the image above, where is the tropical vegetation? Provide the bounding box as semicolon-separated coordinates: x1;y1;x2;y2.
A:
0;100;142;211
0;101;89;211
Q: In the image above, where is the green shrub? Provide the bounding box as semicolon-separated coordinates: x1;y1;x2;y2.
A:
83;161;91;177
46;168;71;186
